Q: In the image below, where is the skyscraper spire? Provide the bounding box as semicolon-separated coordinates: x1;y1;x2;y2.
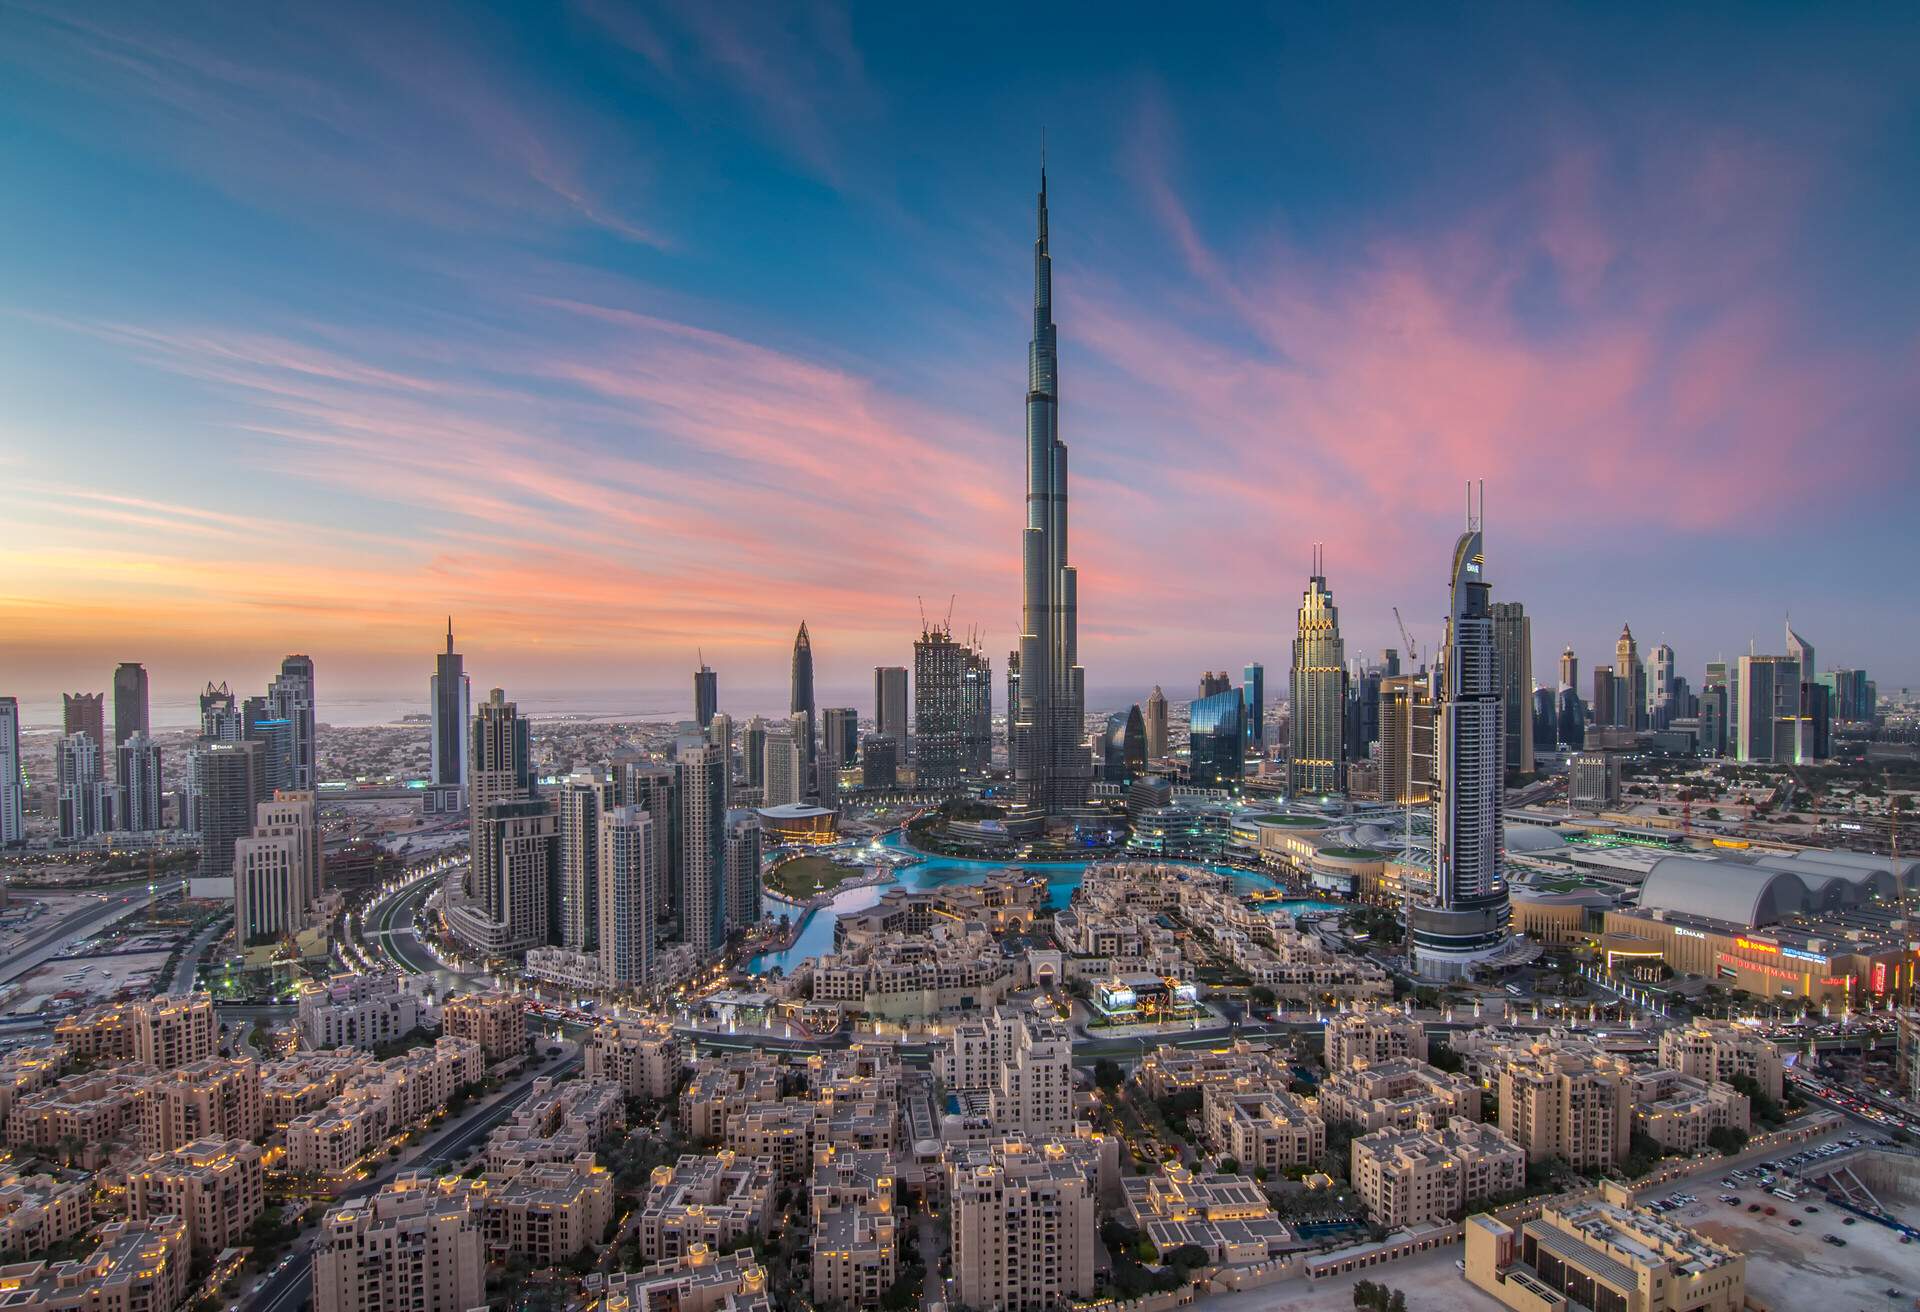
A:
446;615;454;655
1012;166;1088;816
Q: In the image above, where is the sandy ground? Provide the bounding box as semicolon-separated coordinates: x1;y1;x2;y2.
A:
1674;1196;1916;1312
19;949;171;1006
1203;1245;1507;1312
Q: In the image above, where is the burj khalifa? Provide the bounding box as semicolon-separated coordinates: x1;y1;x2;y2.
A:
1012;170;1091;816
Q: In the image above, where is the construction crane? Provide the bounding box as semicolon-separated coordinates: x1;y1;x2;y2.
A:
1392;607;1420;668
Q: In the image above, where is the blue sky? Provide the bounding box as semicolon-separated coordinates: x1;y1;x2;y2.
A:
1;2;1916;715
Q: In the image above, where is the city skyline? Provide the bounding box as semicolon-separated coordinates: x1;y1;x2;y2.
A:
4;7;1918;705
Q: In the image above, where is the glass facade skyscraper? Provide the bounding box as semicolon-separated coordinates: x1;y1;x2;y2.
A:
1188;688;1244;790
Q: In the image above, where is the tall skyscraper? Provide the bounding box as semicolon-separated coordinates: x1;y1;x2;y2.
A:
1559;646;1578;693
873;666;909;750
1144;686;1169;761
1733;654;1800;764
598;804;656;989
1101;707;1147;785
116;734;164;831
450;688;554;954
694;658;718;729
613;760;677;935
56;734;103;840
1614;625;1645;731
112;663;149;747
961;644;993;774
1242;662;1266;751
1411;496;1511;978
742;716;768;790
1379;675;1434;805
1651;642;1676;716
790;622;817;792
429;619;470;808
914;623;966;787
269;655;317;789
1198;671;1232;698
1556;687;1586;750
558;771;614;953
192;740;261;881
1591;668;1615;732
1346;659;1383;765
0;697;22;846
822;707;859;773
234;790;321;944
1010;169;1090;817
1531;688;1556;751
1784;617;1822;762
1288;550;1346;797
724;809;763;937
761;728;805;807
200;682;242;741
1380;649;1403;679
1188;688;1244;790
675;742;730;955
62;693;105;779
1490;601;1533;784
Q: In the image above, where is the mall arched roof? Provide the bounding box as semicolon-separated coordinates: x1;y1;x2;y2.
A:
1760;849;1914;895
1751;854;1897;901
1635;854;1865;928
1503;825;1570;853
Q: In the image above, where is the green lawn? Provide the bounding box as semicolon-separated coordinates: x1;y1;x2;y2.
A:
766;855;865;899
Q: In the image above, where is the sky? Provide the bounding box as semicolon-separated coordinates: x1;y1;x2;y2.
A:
2;2;1917;723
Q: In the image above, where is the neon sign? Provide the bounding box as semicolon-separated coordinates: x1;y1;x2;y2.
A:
1735;938;1778;955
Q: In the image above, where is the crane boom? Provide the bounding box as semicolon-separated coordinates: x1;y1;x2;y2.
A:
1392;606;1420;666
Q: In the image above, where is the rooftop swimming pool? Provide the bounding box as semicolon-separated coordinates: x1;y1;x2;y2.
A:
746;832;1343;974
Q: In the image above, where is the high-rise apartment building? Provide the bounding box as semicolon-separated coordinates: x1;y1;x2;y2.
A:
200;682;242;741
1288;551;1346;796
429;619;470;810
62;693;105;779
676;743;730;956
1243;661;1265;751
694;659;718;729
724;810;762;937
913;624;966;787
1784;618;1822;762
1010;170;1091;817
57;733;104;840
1651;641;1676;721
116;733;164;831
1379;675;1435;806
614;761;677;933
790;622;817;793
873;666;909;750
741;716;767;790
961;645;993;774
113;663;149;747
192;740;260;880
450;689;555;954
760;729;805;808
821;707;859;773
1591;666;1615;731
269;655;317;789
234;791;320;944
1490;601;1533;783
598;805;656;989
860;736;898;789
0;697;22;846
558;771;614;953
1411;497;1511;978
1144;686;1169;761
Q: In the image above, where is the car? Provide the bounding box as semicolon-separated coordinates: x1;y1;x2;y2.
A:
1825;1235;1848;1247
1747;1204;1761;1212
1842;1216;1856;1225
1721;1196;1741;1205
1763;1206;1776;1216
1788;1219;1803;1227
1805;1206;1819;1213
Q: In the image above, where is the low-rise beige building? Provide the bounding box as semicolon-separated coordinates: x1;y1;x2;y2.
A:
5;1071;148;1158
1351;1117;1525;1229
1133;1040;1294;1100
637;1152;776;1263
0;1047;71;1127
603;1246;772;1312
261;1051;375;1128
284;1088;391;1178
946;1138;1098;1312
1202;1084;1326;1172
0;1217;189;1312
128;1138;265;1253
485;1077;624;1172
1630;1070;1748;1154
678;1055;782;1145
313;1182;484;1312
585;1017;684;1102
0;1173;92;1258
54;994;217;1070
1317;1057;1481;1131
1656;1021;1784;1103
1120;1164;1291;1265
1324;1008;1428;1071
1465;1183;1744;1312
808;1147;896;1309
1475;1035;1633;1169
440;991;527;1063
138;1057;264;1153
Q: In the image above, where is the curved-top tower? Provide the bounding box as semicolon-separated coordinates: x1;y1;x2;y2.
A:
1411;491;1512;977
1012;169;1090;816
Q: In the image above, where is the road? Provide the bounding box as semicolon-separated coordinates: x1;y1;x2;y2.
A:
244;1047;582;1312
171;914;232;992
0;885;164;988
360;874;479;995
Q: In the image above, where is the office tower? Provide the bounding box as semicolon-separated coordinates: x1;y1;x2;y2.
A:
113;663;149;747
57;734;103;840
429;618;470;804
471;688;533;811
1411;496;1511;978
707;710;733;765
1379;675;1435;805
860;736;898;789
1144;686;1169;760
1101;707;1147;785
790;622;817;792
199;682;241;741
724;810;762;936
694;658;718;729
1784;618;1822;762
1531;688;1556;752
62;693;105;779
598;805;656;989
1614;625;1645;731
1821;668;1871;724
1346;661;1383;767
1651;642;1676;718
613;760;678;933
1243;662;1265;750
193;740;261;880
1590;668;1615;731
1198;671;1232;698
961;645;993;773
558;771;614;953
1381;649;1403;679
1490;601;1533;783
269;655;317;789
761;728;805;807
1554;686;1585;750
742;716;768;790
1288;550;1347;796
233;791;319;944
675;743;729;955
1559;646;1578;692
0;697;21;846
1733;655;1800;763
116;734;164;831
454;689;554;953
246;716;295;796
1010;169;1090;818
1188;687;1244;790
873;666;909;750
913;623;966;787
820;707;858;774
